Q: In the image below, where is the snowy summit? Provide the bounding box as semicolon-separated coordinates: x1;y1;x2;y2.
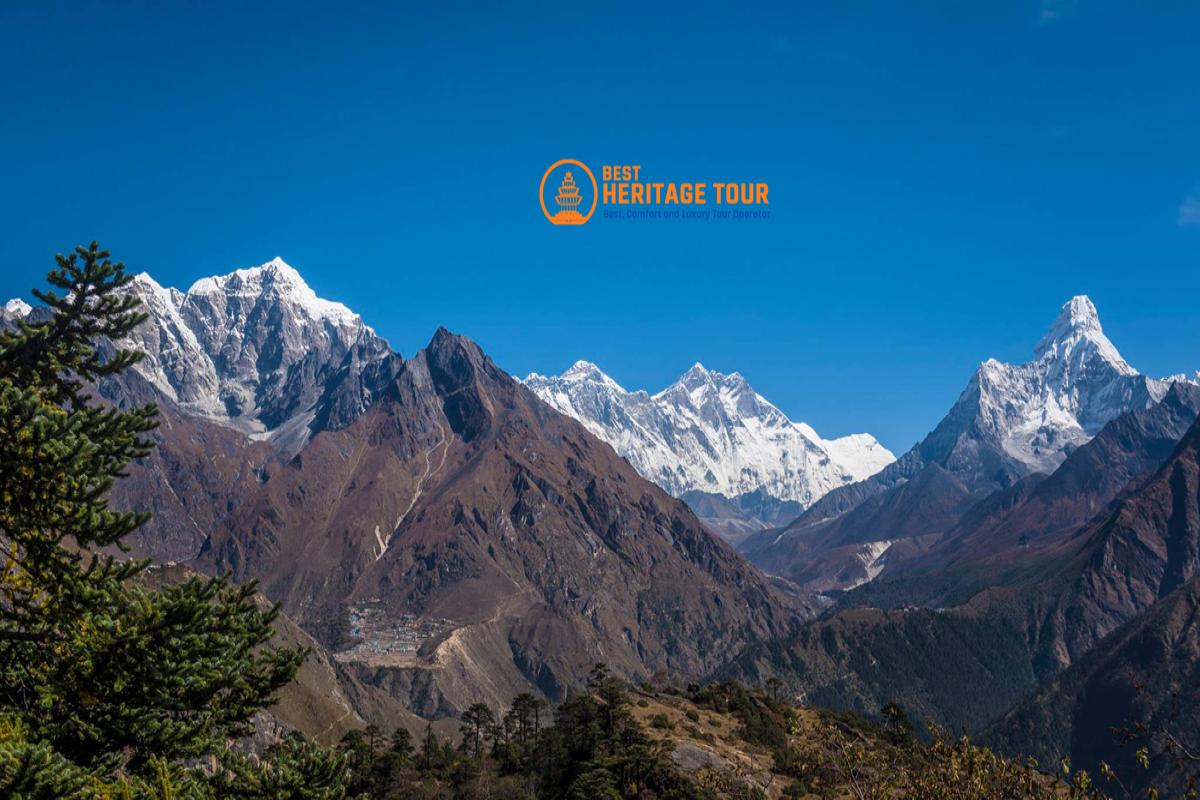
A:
2;298;32;318
524;361;895;515
956;294;1190;476
112;258;389;453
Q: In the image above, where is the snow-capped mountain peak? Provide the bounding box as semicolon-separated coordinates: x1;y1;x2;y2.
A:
108;258;395;453
944;295;1176;480
524;361;895;523
1033;294;1135;377
666;362;751;396
187;257;362;329
1162;370;1200;385
3;298;32;318
559;359;624;389
1041;294;1102;340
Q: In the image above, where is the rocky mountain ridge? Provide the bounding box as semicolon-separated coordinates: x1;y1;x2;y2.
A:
197;327;796;715
525;360;894;538
112;258;400;455
742;295;1195;592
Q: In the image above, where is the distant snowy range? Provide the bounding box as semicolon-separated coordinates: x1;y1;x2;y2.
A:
527;295;1199;545
6;259;1194;555
524;362;895;542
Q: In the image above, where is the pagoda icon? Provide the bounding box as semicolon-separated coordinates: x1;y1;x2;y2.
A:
552;170;586;224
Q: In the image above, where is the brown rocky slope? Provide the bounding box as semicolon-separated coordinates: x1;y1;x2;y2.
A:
197;328;797;716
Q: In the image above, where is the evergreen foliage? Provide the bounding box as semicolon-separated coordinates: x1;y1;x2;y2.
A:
0;244;351;798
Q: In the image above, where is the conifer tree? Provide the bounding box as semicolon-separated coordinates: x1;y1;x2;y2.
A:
420;723;441;772
459;703;495;760
0;243;350;798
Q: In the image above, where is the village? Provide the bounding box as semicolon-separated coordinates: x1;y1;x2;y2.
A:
334;601;455;668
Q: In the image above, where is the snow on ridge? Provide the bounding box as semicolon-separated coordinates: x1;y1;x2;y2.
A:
960;294;1188;475
526;294;1198;515
3;298;32;318
525;360;895;510
1033;294;1134;377
842;540;895;591
1160;370;1200;386
562;360;626;391
186;257;361;328
114;258;386;444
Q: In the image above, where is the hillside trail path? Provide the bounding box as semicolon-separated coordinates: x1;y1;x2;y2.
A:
376;419;448;560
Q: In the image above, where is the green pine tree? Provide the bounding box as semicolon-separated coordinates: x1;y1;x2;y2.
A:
0;243;351;798
459;703;495;761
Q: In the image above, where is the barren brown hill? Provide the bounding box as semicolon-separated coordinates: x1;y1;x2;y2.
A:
198;328;796;716
109;384;274;562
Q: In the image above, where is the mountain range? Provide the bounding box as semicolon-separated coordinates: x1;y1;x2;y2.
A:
741;295;1197;593
0;259;798;717
7;257;1199;785
721;399;1200;762
525;361;893;541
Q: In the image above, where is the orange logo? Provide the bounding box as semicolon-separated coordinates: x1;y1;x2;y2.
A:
540;159;597;225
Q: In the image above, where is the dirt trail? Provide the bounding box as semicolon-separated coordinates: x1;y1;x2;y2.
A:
376;420;448;560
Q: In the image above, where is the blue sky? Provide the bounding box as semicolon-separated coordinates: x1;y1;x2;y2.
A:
1;1;1198;452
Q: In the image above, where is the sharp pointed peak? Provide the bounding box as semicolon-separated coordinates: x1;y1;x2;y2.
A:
188;257;304;292
1055;295;1101;330
124;272;184;307
425;327;494;369
1032;294;1136;374
673;362;714;388
250;257;310;285
428;325;471;349
1037;295;1099;344
563;359;604;376
551;359;625;391
128;271;174;296
261;255;294;271
1039;294;1102;341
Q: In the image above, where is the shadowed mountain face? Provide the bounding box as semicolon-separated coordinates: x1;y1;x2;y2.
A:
843;383;1200;609
110;389;274;562
198;328;795;716
742;463;974;593
742;296;1187;593
1055;399;1200;659
725;403;1200;739
986;577;1200;797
